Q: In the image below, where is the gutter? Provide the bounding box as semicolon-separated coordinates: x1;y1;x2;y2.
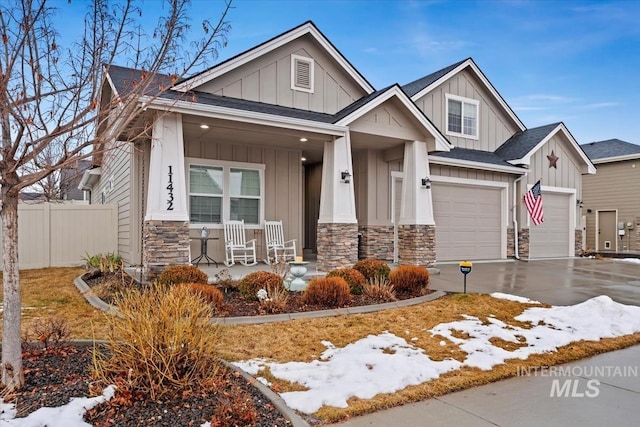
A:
512;173;528;259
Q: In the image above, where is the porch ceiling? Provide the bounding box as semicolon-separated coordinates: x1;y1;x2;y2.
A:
181;116;408;165
182;115;327;164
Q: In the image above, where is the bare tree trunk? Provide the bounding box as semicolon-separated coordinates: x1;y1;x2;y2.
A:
1;189;23;390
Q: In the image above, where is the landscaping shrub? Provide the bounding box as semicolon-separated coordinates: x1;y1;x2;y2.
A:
363;276;397;302
327;267;366;295
83;252;122;274
257;284;289;314
23;316;70;349
157;264;208;286
302;277;351;307
177;282;225;313
389;265;430;294
238;271;284;301
353;259;391;281
212;269;238;293
92;285;223;400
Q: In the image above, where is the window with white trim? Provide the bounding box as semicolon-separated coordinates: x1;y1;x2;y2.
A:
187;159;264;226
446;94;479;139
291;54;314;93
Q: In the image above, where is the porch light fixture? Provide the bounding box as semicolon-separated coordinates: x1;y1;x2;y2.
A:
200;124;209;129
300;156;307;162
341;170;351;184
577;199;584;208
299;137;308;142
421;177;431;189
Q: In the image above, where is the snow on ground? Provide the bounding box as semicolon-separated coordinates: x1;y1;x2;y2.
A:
3;294;640;423
234;295;640;414
490;292;540;304
617;258;640;264
0;385;116;427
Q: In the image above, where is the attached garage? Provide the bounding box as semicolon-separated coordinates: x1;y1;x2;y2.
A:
432;182;505;261
529;191;573;258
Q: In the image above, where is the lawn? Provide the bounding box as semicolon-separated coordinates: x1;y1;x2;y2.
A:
0;268;111;340
2;268;640;424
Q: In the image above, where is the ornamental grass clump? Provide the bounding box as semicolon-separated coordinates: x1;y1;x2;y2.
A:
362;275;397;302
92;285;223;400
238;271;284;301
389;265;430;295
302;277;351;307
256;284;290;314
353;259;391;281
327;267;366;295
157;264;208;286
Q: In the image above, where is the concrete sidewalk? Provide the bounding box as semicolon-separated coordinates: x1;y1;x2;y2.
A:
333;344;640;427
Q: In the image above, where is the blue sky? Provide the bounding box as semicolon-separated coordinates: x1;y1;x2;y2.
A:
57;0;640;145
207;0;640;146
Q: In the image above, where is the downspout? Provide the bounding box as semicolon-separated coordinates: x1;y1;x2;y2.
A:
512;173;528;260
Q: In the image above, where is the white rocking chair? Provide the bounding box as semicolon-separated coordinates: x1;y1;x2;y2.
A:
223;220;257;267
264;220;297;264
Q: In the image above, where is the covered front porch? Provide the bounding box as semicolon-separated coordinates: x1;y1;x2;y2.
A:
140;87;450;280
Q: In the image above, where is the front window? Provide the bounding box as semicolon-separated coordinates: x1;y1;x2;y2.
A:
446;94;479;139
187;159;264;226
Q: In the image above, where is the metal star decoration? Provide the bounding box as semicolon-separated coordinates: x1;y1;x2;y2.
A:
547;150;559;168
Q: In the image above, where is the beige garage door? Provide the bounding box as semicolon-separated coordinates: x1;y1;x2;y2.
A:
529;192;571;258
432;183;503;261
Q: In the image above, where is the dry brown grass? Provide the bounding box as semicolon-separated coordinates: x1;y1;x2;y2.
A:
2;269;639;422
0;268;111;340
218;293;640;422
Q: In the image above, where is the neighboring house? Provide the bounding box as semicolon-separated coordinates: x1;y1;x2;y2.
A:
84;21;595;279
61;159;92;201
581;139;640;253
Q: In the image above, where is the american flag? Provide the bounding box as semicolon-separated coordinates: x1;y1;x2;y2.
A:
524;180;544;225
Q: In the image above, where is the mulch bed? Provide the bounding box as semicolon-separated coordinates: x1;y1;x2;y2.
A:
83;270;428;317
1;344;291;426
35;270;426;425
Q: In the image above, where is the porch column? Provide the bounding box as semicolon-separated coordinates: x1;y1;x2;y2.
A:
398;140;436;266
317;134;358;271
143;113;190;281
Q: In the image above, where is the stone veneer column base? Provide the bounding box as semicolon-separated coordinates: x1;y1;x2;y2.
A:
398;225;435;267
518;228;530;259
317;223;358;272
358;225;394;261
143;220;190;282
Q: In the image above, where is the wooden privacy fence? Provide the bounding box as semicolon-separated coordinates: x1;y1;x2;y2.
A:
0;203;118;270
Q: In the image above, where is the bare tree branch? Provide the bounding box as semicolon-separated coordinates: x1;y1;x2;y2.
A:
1;0;233;391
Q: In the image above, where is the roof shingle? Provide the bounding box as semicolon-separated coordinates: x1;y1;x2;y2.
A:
494;123;561;161
580;139;640;160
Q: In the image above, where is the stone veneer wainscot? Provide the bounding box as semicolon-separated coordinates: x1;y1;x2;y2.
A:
397;224;435;266
358;225;394;261
143;220;190;282
317;223;358;271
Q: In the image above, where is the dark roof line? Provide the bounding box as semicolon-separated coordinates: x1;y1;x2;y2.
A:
174;20;375;92
495;123;561;161
581;138;640;160
401;58;469;97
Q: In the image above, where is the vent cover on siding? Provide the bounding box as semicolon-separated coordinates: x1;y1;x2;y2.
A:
291;54;314;93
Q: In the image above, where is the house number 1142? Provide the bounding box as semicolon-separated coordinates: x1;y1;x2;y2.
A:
167;165;174;210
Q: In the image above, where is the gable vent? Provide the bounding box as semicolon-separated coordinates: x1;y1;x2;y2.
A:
291;54;314;93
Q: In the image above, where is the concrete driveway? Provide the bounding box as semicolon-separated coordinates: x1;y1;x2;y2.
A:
430;258;640;306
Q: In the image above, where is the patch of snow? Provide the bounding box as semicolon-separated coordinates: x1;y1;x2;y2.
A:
616;258;640;264
490;292;540;304
0;385;116;426
235;296;640;414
